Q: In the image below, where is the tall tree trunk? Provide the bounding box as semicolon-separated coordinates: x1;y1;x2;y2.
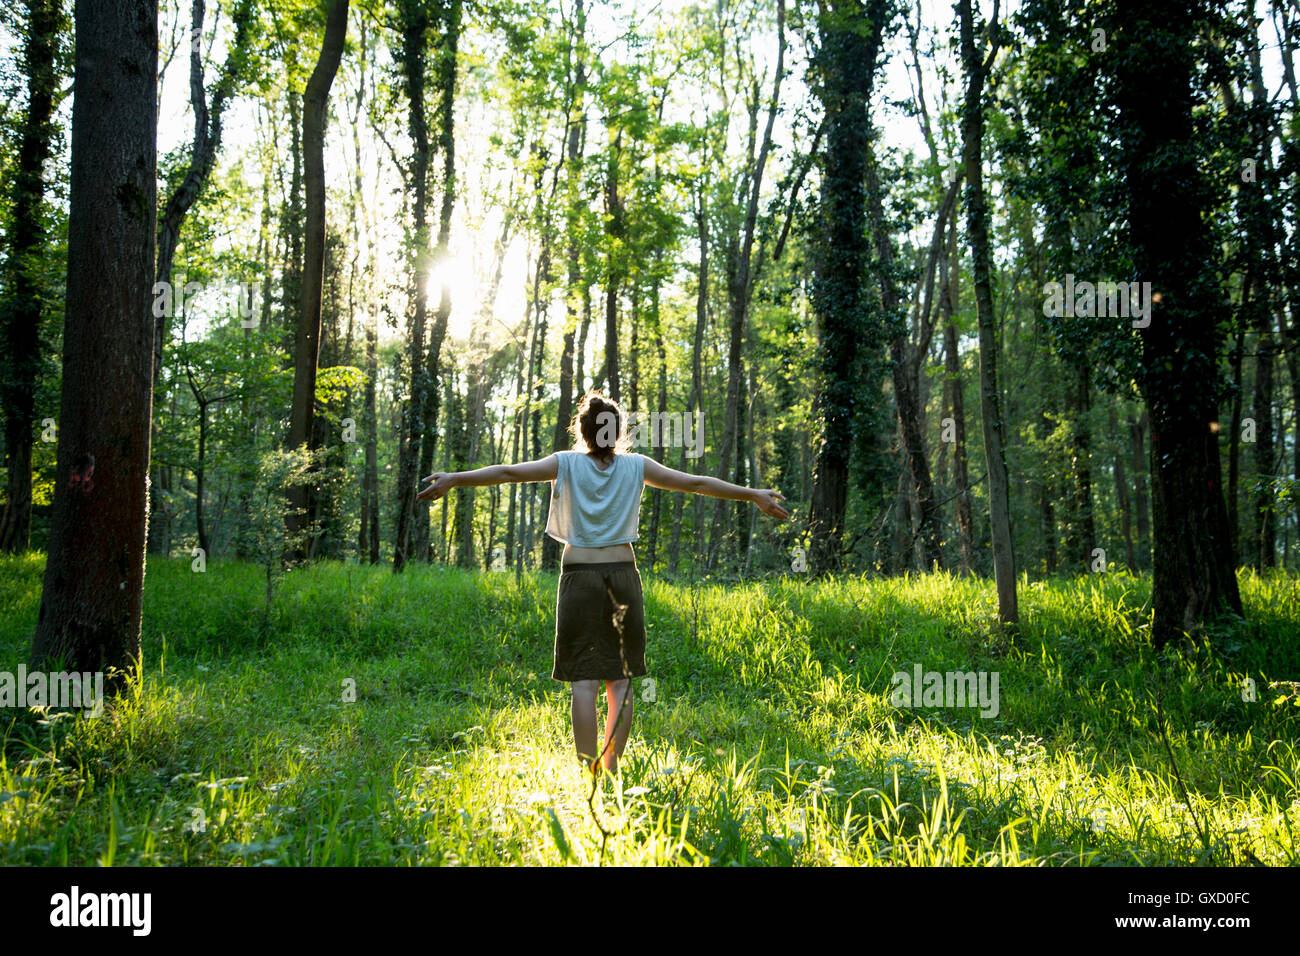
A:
671;183;711;575
452;366;473;567
772;312;802;504
1227;318;1245;561
544;316;571;563
351;20;380;565
415;0;460;562
707;0;784;571
442;364;463;556
543;0;586;569
1110;406;1135;570
872;156;947;570
889;465;912;573
733;355;751;559
647;268;668;569
282;89;304;357
1286;320;1300;568
1280;6;1300;568
286;0;348;562
526;251;549;564
0;0;63;554
1252;304;1276;568
628;288;640;417
235;171;275;562
507;287;532;568
1130;411;1151;569
259;146;276;333
808;0;887;575
455;362;486;568
392;0;432;573
195;401;209;555
941;213;974;575
1114;0;1242;645
1039;471;1058;573
31;0;157;692
1065;365;1096;570
1242;0;1284;570
363;306;380;563
575;291;591;394
959;0;1017;623
602;129;623;404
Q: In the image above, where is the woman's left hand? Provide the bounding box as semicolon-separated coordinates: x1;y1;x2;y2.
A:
752;489;790;520
417;472;455;502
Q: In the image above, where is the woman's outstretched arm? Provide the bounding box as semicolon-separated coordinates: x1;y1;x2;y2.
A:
417;454;559;502
642;456;789;520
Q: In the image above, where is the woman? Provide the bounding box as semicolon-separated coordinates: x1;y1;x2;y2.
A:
416;391;789;778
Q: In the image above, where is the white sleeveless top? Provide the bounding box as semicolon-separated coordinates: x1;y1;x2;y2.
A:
544;450;646;548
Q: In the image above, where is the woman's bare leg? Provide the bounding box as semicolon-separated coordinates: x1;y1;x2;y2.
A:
571;680;599;774
601;678;634;774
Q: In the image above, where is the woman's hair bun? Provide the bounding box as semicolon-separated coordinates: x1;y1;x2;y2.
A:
572;390;630;456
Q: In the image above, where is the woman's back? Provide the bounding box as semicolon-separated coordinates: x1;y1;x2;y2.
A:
545;450;645;549
413;386;786;778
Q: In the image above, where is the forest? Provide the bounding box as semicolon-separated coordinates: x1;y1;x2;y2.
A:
0;0;1297;872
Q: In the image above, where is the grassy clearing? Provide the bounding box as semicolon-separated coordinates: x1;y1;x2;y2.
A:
1;555;1297;866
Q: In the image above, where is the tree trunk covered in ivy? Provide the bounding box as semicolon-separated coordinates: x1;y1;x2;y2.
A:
808;0;890;575
415;0;460;563
392;0;432;573
1113;0;1242;645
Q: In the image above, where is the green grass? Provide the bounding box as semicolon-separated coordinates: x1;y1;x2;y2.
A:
1;554;1297;865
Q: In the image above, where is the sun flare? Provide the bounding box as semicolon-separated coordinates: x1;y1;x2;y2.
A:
427;255;477;341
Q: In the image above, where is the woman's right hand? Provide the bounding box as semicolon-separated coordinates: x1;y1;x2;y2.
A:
752;489;789;520
417;472;455;502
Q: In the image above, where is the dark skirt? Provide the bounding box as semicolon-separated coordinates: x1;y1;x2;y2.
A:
552;560;647;682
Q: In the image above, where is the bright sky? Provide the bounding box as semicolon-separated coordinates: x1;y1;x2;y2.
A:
153;0;964;349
